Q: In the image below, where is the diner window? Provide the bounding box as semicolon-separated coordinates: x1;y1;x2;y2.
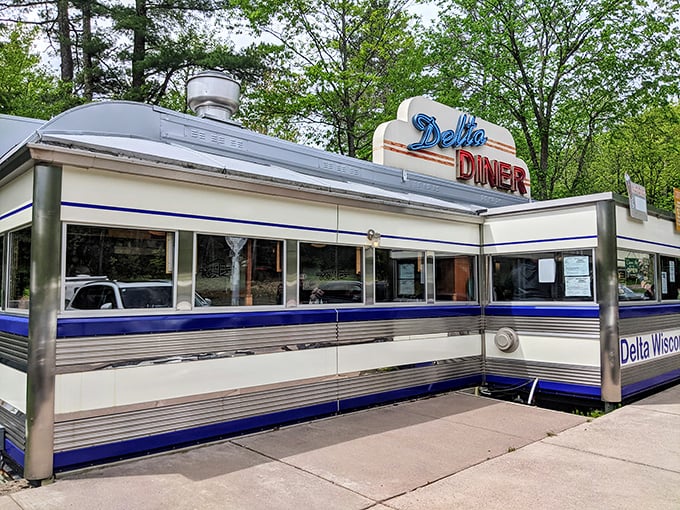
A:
8;227;31;309
299;243;362;304
659;255;679;301
65;225;174;307
435;254;476;302
375;248;425;303
617;249;655;302
0;235;4;309
196;235;283;306
492;250;594;302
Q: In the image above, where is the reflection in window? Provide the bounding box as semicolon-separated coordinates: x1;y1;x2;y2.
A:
65;225;173;306
659;255;679;301
375;249;425;303
617;250;655;302
8;227;31;309
196;235;283;306
492;250;594;302
299;243;362;305
435;254;475;302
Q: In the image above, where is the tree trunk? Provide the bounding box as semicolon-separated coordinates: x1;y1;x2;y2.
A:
131;0;147;101
81;0;93;100
57;0;74;82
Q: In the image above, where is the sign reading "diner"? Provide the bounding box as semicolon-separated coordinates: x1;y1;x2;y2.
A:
372;97;531;197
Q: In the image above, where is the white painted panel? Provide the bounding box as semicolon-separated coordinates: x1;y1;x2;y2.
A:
484;206;598;254
0;363;27;413
338;206;480;254
55;348;338;414
337;334;481;374
616;205;680;257
485;332;600;366
0;170;33;233
61;166;338;243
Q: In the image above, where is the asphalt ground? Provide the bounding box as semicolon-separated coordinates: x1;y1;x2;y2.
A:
1;383;678;509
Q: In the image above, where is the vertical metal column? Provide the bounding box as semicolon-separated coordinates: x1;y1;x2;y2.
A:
364;247;375;305
285;241;298;307
479;223;487;384
175;231;194;309
25;164;62;482
596;200;621;404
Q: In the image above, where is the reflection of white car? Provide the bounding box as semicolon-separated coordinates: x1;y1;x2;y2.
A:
67;280;211;310
618;284;648;301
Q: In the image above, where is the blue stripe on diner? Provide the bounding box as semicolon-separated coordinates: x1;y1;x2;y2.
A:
0;203;31;221
62;202;478;248
0;314;29;336
62;201;338;235
619;303;680;319
52;373;478;471
485;305;600;319
57;306;481;338
484;235;597;247
485;374;602;399
617;235;680;251
622;369;680;399
2;437;25;469
57;309;338;337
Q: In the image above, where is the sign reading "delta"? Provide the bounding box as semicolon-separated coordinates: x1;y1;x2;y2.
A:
373;97;531;197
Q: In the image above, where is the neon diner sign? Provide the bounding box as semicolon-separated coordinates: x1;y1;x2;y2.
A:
407;113;487;151
406;112;527;195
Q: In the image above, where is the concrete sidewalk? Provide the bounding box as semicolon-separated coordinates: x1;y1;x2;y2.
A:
1;384;679;509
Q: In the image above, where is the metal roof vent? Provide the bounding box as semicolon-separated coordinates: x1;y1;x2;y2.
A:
186;70;240;123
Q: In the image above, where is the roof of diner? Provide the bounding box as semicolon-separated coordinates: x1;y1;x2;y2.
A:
0;101;531;213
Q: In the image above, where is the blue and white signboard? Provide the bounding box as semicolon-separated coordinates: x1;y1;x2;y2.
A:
620;328;680;366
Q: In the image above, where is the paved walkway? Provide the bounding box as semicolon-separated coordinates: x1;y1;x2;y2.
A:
1;384;679;509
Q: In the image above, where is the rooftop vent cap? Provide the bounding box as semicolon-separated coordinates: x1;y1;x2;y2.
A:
186;70;240;122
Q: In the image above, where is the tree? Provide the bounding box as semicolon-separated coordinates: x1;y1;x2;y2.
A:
429;0;680;200
586;104;680;211
0;24;78;118
237;0;432;159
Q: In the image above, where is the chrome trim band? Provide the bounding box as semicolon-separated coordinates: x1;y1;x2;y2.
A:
485;316;600;337
619;315;680;337
621;353;680;387
0;405;25;450
0;332;28;370
485;357;600;386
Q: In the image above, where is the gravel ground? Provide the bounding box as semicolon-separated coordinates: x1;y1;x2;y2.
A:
0;479;30;496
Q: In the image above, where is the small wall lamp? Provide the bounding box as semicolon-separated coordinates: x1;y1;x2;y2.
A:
367;229;381;248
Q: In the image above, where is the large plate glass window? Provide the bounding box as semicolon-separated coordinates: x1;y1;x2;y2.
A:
8;226;31;309
434;253;476;302
0;235;4;309
299;243;362;304
375;248;425;302
65;225;175;309
492;250;594;302
617;249;655;302
659;255;679;301
196;235;283;306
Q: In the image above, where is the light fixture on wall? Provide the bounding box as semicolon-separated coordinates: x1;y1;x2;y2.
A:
367;229;381;248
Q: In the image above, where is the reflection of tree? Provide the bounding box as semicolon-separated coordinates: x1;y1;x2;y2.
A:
66;226;169;280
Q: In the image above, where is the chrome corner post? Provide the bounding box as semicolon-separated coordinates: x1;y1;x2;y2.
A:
25;164;62;482
596;200;620;404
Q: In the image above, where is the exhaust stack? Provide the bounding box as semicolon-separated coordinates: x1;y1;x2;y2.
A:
186;70;240;122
